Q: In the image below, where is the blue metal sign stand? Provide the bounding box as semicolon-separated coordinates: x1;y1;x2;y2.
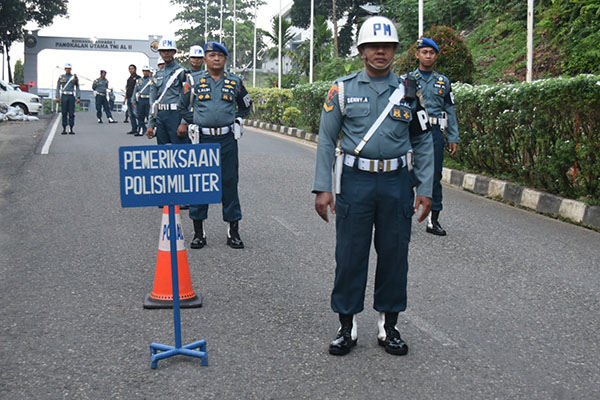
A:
118;143;221;369
149;204;208;369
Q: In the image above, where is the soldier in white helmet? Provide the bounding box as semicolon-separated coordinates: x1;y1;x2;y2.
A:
131;65;153;136
313;16;434;356
55;63;81;134
147;37;189;144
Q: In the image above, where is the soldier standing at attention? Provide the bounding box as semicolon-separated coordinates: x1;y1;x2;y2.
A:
92;70;117;123
55;63;80;135
313;16;434;357
157;57;165;70
177;41;252;249
411;38;459;236
146;37;188;144
131;65;153;136
124;64;140;134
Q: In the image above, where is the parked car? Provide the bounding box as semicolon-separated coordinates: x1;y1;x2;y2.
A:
0;78;41;115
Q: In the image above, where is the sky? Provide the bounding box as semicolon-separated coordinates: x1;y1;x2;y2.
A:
3;0;291;93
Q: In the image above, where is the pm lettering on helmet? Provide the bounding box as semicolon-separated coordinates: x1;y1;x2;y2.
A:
373;23;392;37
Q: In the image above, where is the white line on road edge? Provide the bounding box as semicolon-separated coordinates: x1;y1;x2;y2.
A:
249;127;317;149
41;115;60;155
405;312;458;347
271;216;301;237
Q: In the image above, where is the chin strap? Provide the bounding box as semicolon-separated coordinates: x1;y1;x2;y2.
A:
367;59;394;71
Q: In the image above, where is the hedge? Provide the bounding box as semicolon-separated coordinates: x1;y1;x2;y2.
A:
454;75;600;203
246;75;600;202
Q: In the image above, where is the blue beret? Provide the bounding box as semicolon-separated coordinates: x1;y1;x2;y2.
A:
416;37;439;53
100;70;106;74
204;41;228;57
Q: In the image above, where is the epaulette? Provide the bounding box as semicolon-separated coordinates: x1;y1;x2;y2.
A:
336;72;358;83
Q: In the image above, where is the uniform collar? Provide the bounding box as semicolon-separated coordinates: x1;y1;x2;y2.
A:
413;68;438;82
358;69;398;87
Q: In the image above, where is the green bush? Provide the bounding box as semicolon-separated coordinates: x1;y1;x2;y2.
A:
453;74;600;203
291;81;330;133
394;25;475;83
247;88;293;124
282;106;301;127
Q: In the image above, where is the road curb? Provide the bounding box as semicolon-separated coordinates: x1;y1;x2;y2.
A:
246;118;600;231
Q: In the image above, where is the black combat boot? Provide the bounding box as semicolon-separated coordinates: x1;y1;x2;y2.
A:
227;221;244;249
190;220;207;249
426;210;447;236
329;313;357;356
61;127;68;134
377;312;408;356
68;126;75;134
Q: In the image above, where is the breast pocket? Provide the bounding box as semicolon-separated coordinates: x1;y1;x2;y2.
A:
345;103;371;132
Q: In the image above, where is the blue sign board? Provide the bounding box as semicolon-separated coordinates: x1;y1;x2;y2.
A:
119;144;222;208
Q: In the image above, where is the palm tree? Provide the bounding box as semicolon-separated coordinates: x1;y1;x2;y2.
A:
291;15;333;75
263;15;296;60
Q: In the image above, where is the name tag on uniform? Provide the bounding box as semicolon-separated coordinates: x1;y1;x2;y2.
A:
346;97;368;104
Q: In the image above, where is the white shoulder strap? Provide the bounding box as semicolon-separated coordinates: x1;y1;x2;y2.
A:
353;84;405;156
140;79;152;94
338;81;346;116
156;67;185;104
188;74;195;104
61;75;75;95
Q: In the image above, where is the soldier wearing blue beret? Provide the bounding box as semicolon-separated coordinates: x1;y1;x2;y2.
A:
93;70;117;123
411;37;460;236
313;16;434;357
178;41;252;249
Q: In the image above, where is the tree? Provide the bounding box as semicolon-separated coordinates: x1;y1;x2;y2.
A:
290;0;363;57
171;0;267;72
393;25;475;84
263;15;296;61
0;0;68;82
290;15;333;76
14;60;24;84
385;0;476;50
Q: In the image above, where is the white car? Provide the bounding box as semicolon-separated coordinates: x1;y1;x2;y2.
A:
0;79;42;115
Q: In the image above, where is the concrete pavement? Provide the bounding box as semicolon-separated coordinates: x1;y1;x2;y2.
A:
1;111;599;399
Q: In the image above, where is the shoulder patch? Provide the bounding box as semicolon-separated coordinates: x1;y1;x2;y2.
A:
323;102;334;112
327;85;339;103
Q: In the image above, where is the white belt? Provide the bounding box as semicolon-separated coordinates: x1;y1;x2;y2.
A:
157;104;178;110
139;95;150;99
429;117;440;125
96;92;106;95
344;154;406;173
62;91;74;95
201;126;231;136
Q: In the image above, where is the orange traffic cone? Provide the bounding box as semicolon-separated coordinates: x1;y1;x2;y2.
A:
143;205;202;309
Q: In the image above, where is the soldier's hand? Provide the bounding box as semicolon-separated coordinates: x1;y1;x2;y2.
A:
55;98;60;103
315;192;335;222
448;142;458;157
147;127;155;139
177;124;188;137
414;196;432;223
76;98;80;104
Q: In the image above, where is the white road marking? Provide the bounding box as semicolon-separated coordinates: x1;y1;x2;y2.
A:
249;126;317;149
271;215;301;237
405;311;458;347
41;115;61;155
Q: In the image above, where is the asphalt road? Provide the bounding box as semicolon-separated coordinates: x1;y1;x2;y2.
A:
1;112;599;399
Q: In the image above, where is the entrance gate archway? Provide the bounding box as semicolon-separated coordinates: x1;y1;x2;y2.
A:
23;30;161;95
